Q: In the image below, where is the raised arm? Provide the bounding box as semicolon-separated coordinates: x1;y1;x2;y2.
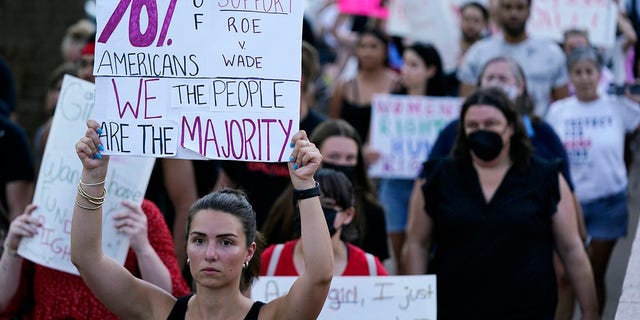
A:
328;80;345;118
0;204;38;311
402;178;433;275
262;130;333;320
70;120;175;319
552;174;598;320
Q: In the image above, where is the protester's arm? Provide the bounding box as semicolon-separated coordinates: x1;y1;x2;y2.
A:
113;201;172;293
0;204;38;311
328;80;345;118
618;10;637;51
160;158;198;269
261;130;333;320
553;174;598;320
71;120;175;319
402;179;432;275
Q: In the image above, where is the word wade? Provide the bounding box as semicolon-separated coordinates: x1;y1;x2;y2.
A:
181;114;293;161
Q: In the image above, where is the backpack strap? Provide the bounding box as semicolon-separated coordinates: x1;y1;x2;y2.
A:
266;244;285;276
365;253;377;276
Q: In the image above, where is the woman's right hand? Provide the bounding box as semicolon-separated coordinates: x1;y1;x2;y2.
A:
5;204;40;253
75;119;108;171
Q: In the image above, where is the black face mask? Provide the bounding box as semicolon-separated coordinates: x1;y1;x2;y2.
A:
467;130;504;161
322;162;356;182
295;206;340;237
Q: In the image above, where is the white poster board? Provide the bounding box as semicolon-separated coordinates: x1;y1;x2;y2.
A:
385;0;468;73
528;0;617;48
18;75;155;275
386;0;616;73
252;275;437;320
92;0;304;161
368;94;461;179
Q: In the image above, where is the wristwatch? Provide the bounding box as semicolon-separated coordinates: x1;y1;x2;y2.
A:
292;182;321;201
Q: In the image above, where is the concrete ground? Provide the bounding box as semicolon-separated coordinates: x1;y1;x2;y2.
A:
609;150;640;320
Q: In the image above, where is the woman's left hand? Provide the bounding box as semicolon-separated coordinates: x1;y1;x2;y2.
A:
113;201;149;252
288;130;322;190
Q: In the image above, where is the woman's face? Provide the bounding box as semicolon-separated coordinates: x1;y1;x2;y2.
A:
569;59;600;101
463;104;513;146
356;34;387;70
319;136;359;166
480;60;523;98
187;210;254;289
400;49;433;92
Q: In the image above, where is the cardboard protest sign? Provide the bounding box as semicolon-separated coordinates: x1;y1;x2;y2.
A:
18;75;155;275
338;0;388;19
385;0;464;73
368;94;461;179
92;0;304;161
528;0;617;48
252;275;437;319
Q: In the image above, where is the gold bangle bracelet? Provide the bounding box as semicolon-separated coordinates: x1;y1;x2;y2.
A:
79;178;106;186
75;199;103;210
77;184;107;203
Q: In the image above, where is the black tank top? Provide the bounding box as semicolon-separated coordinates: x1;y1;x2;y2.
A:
167;295;265;320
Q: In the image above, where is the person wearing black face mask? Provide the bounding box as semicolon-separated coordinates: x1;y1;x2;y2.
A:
466;126;507;161
403;88;598;319
261;169;389;276
262;119;390;263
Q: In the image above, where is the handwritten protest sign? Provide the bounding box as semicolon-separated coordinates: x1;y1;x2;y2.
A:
252;275;437;319
17;75;155;275
369;94;461;179
385;0;464;73
338;0;388;19
528;0;617;48
92;0;303;161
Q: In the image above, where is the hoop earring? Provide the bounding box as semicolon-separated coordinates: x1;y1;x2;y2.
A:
243;261;248;269
186;258;190;265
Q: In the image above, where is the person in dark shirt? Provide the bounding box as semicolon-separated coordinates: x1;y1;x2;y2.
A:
0;115;34;220
403;87;597;319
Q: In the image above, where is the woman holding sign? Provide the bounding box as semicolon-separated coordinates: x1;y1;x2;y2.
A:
0;201;190;319
70;120;333;320
403;88;598;319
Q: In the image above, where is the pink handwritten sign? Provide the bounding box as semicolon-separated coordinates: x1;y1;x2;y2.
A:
338;0;388;19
